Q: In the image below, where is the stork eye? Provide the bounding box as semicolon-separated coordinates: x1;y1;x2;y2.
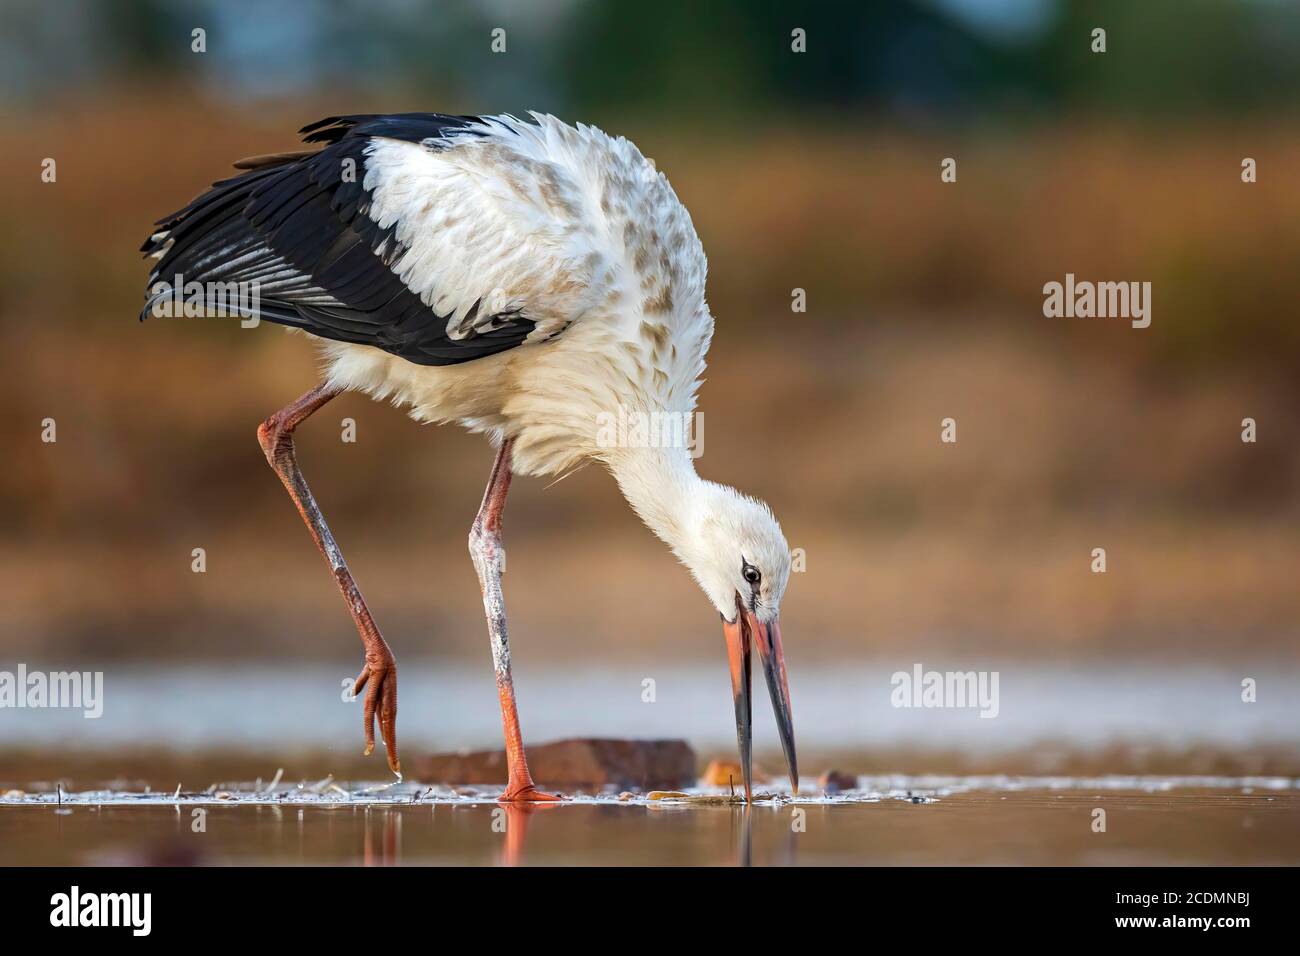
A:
742;564;761;586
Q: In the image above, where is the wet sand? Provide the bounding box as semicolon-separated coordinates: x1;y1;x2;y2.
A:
2;778;1295;866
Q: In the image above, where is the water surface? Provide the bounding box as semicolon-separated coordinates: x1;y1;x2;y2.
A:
2;777;1295;866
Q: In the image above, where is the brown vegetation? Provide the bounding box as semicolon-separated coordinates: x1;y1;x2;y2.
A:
2;94;1297;662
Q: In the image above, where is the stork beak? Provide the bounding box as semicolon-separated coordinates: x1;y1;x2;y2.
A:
722;610;753;801
722;602;798;801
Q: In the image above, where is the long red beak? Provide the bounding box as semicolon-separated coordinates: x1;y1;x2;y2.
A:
723;602;798;801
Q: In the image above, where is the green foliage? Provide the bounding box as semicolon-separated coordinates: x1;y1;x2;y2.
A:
3;0;1298;119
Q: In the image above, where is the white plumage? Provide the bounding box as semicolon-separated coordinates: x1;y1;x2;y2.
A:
324;114;710;476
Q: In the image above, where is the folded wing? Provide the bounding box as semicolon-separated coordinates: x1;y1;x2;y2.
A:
141;113;538;366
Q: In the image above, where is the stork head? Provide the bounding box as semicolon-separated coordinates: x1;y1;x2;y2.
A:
685;482;797;801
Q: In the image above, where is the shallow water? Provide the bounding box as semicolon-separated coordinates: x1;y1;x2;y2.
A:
4;661;1296;864
2;778;1296;866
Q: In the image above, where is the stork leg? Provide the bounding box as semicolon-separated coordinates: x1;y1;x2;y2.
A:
257;383;400;775
469;438;561;802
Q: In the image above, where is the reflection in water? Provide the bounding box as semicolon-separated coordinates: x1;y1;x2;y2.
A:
497;801;559;867
733;806;754;868
351;799;559;867
363;808;401;866
780;811;800;868
5;786;1297;866
729;803;802;866
779;805;800;867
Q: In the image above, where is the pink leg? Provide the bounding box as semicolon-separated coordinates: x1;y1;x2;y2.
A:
257;384;400;774
468;438;560;802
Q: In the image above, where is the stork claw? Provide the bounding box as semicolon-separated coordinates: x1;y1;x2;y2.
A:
352;641;400;775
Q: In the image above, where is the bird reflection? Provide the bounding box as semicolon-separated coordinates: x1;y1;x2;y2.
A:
777;804;799;867
733;805;752;867
362;808;401;866
729;801;801;866
497;800;558;866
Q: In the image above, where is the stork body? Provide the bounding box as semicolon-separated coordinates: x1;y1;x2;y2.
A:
142;113;796;801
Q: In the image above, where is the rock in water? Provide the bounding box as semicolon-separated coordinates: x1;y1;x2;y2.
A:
818;769;859;793
417;738;697;791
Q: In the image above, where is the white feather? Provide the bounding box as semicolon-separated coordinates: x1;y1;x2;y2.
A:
323;113;710;479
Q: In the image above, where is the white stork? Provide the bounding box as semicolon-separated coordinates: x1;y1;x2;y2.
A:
141;112;796;802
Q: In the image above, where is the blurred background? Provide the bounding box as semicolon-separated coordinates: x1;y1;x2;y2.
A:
1;0;1298;782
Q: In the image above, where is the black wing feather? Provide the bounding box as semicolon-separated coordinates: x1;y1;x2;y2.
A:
141;113;536;367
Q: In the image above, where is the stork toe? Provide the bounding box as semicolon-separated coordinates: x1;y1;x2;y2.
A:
500;783;563;803
353;650;400;775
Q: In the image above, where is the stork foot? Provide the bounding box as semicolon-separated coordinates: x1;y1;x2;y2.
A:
500;782;563;803
351;641;400;776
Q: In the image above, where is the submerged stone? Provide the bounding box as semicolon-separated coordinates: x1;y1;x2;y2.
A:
417;738;697;791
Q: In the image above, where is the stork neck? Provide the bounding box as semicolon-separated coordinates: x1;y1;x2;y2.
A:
608;445;705;555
